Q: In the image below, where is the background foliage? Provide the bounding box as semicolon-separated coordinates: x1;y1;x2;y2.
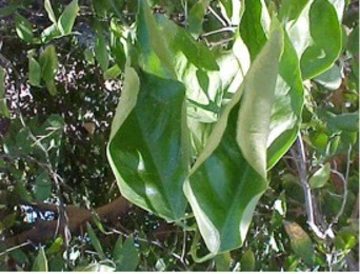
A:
0;0;358;271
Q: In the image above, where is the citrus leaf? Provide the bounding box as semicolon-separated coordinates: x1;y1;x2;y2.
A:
86;223;105;259
32;246;48;271
94;32;109;72
184;19;283;254
309;163;330;189
44;0;57;24
107;67;189;221
58;0;79;35
28;57;41;87
113;236;139;271
14;12;33;43
39;45;59;82
284;221;314;266
240;248;255;271
188;0;210;38
34;171;52;201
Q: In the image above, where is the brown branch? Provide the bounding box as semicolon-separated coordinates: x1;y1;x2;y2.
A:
1;196;131;248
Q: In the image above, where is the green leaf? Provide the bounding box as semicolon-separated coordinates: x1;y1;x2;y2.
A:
327;112;359;132
218;0;242;25
107;67;189;221
44;0;57;24
267;33;304;168
47;237;63;254
283;0;342;79
14;12;33;43
188;0;210;38
137;0;176;78
215;252;231;271
240;248;255;271
309;163;330;189
39;45;59;82
58;0;79;35
86;223;105;259
32;246;48;271
283;221;314;266
314;64;342;90
41;24;61;43
113;236;139;271
0;66;9;118
184;20;283;254
34;171;52;201
94;32;109;72
239;0;270;61
104;64;121;80
28;57;41;87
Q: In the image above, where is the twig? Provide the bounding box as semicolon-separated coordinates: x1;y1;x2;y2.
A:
0;241;31;257
208;6;228;27
291;133;327;239
201;26;236;37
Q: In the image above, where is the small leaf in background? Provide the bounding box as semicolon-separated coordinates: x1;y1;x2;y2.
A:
334;228;357;251
86;223;105;259
271;192;287;229
314;64;342;90
32;246;48;271
46;79;57;96
39;45;59;82
309;163;330;189
44;0;57;24
215;252;231;271
14;12;33;42
283;221;314;266
327;112;359;132
41;24;61;43
58;0;79;35
95;32;109;72
104;64;121;80
47;237;63;254
28;57;41;87
34;171;52;201
188;0;210;38
16;128;33;154
240;248;255;271
113;236;139;271
155;258;166;271
0;66;9;118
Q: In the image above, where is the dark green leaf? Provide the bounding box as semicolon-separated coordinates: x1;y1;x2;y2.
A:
58;0;79;35
32;246;48;271
34;171;52;201
94;32;109;72
113;236;139;271
86;223;105;259
328;112;359;132
314;64;342;90
215;252;231;271
107;67;189;221
14;12;33;43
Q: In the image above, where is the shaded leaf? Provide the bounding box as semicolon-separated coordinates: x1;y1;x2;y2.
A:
113;236;139;271
284;221;314;266
39;45;59;82
58;0;79;35
86;223;105;259
309;163;330;189
240;248;255;271
188;0;210;38
215;252;231;271
95;32;109;72
34;171;52;201
32;246;48;271
28;57;41;87
314;64;342;90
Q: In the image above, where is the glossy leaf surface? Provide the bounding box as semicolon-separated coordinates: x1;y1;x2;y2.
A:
184;21;283;254
309;163;330;189
107;67;189;221
58;0;79;35
282;0;342;79
14;12;33;43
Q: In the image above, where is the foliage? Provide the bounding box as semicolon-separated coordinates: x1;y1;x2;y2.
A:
0;0;358;271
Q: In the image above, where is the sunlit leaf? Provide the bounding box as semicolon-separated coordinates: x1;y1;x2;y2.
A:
39;45;59;82
28;57;41;87
309;163;330;189
184;20;283;254
107;67;189;221
44;0;57;24
58;0;79;35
